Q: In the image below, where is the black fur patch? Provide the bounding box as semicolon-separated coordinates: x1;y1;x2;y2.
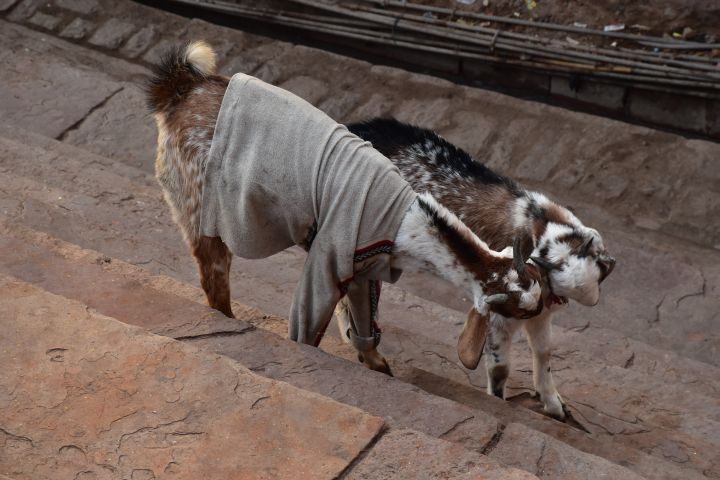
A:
145;42;206;115
348;118;522;196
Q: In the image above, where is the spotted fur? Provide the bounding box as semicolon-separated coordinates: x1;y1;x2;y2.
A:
349;118;616;418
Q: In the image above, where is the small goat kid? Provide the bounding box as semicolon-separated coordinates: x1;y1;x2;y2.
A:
145;42;544;375
349;119;616;418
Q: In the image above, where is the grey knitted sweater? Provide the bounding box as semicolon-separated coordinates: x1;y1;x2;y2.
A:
200;73;416;346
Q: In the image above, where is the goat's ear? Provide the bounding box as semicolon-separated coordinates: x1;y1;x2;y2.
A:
457;308;488;370
512;229;536;273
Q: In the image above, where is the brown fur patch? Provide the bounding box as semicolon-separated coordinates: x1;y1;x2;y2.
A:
193;235;234;318
544;203;572;227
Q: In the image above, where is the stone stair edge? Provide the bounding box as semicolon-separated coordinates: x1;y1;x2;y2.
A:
0;273;387;480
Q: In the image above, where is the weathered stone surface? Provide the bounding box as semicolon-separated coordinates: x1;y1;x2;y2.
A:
393;97;453;130
1;114;718;478
347;429;537;480
628;89;707;133
55;0;98;15
6;0;41;20
0;25;121;138
120;24;157;58
0;0;19;12
27;11;61;30
319;91;363;121
88;18;134;49
63;84;157;172
59;17;94;40
279;75;329;106
489;423;645;479
0;221;501;455
0;276;385;479
2;8;720;478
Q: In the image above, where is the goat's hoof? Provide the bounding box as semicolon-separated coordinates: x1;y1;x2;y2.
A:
357;353;365;363
543;398;567;420
373;362;394;377
364;358;393;377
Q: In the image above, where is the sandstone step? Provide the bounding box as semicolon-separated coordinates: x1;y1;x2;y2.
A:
0;275;386;480
0;274;545;480
1;16;718;371
0;125;716;477
0;222;650;479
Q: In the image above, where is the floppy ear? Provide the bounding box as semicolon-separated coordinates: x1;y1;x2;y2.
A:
457;308;488;370
512;230;536;274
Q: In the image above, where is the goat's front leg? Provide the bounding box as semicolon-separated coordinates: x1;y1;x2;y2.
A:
335;279;391;376
193;235;234;318
524;310;566;419
484;314;522;399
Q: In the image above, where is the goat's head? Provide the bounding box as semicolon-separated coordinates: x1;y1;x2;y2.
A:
458;230;543;369
531;222;616;307
483;230;544;319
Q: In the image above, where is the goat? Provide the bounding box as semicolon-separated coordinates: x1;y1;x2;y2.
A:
348;118;616;418
145;42;544;376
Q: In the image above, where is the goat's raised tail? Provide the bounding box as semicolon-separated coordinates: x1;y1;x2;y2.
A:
145;40;217;114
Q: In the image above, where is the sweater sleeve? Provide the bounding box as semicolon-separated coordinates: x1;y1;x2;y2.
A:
287;242;346;347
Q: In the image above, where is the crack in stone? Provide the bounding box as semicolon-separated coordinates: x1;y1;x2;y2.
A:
438;415;475;438
623;352;635;369
535;439;548;476
334;424;388;480
174;327;255;342
675;271;706;307
0;427;34;446
480;423;505;455
56;86;125;141
115;411;193;451
250;395;270;409
651;294;667;324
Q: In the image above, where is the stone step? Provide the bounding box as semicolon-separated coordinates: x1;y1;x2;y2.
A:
0;275;385;479
0;274;542;480
0;219;649;479
0;125;716;477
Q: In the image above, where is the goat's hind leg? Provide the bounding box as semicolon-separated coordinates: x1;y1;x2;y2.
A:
335;279;392;376
193;235;235;318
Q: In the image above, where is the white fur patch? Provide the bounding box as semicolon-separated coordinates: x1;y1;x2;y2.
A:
186;40;216;76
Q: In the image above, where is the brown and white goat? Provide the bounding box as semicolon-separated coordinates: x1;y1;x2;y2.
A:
145;42;544;375
349;119;616;418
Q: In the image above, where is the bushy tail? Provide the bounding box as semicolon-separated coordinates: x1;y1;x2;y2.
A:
145;40;217;114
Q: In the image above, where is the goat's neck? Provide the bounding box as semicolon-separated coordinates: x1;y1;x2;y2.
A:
392;197;501;312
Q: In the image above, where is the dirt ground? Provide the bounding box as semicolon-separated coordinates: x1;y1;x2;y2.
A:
416;0;720;42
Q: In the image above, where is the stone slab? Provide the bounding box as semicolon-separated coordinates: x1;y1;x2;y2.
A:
0;22;122;138
63;84;157;172
87;18;135;49
0;275;384;479
55;0;98;15
27;11;61;30
0;223;501;455
59;17;95;40
6;0;41;21
0;0;19;12
347;429;537;480
489;423;645;479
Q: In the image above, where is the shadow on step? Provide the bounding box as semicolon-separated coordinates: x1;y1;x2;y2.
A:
393;363;591;435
